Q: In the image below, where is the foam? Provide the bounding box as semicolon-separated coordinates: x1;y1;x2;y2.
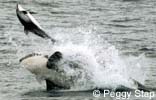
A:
13;26;147;90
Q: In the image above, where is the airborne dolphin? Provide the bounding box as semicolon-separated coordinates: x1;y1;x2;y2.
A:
20;52;150;92
16;4;55;43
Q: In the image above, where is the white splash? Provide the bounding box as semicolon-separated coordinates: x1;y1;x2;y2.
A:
13;26;147;90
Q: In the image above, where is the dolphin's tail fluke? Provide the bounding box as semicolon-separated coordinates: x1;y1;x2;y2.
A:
31;28;56;43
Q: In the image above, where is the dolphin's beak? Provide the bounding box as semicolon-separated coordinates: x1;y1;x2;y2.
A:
16;4;25;11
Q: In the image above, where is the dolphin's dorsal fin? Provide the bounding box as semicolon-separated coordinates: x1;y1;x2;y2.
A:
132;79;150;92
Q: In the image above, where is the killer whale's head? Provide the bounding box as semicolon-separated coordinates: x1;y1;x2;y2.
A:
20;51;72;90
20;51;62;72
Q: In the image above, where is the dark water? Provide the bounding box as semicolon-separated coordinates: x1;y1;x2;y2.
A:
0;0;156;100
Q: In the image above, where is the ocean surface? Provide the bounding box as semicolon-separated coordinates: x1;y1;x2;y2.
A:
0;0;156;100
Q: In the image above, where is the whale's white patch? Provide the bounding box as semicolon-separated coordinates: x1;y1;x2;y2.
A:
21;55;48;75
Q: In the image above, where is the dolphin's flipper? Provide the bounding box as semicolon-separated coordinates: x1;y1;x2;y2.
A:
27;10;37;14
29;11;37;14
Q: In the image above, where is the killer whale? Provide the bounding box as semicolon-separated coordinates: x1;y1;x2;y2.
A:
20;51;150;92
20;52;70;91
16;4;55;43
